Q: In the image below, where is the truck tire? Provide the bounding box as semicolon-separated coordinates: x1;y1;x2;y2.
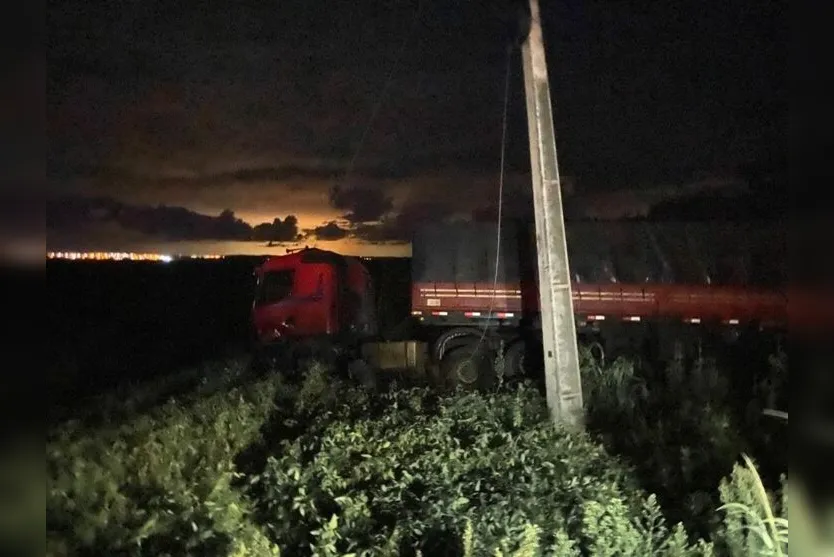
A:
441;343;495;391
503;341;526;378
588;340;605;366
432;327;484;362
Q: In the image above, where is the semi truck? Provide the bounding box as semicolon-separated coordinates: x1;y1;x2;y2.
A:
251;219;788;388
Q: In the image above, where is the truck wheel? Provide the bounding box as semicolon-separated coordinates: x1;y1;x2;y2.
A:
588;341;605;366
441;344;495;391
432;327;484;362
503;341;526;378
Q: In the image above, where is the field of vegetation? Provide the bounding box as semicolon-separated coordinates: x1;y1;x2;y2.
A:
45;345;797;557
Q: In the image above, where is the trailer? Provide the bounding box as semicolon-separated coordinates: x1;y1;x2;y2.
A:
251;219;788;388
409;220;786;382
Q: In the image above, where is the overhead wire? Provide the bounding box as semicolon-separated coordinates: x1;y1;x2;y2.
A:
337;0;425;190
469;45;514;365
335;3;515;379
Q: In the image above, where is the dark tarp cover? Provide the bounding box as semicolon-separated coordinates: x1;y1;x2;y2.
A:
412;220;786;287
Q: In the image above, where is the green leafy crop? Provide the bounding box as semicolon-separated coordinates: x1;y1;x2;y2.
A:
46;351;791;557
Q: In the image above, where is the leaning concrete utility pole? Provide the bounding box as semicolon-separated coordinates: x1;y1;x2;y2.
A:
520;0;584;428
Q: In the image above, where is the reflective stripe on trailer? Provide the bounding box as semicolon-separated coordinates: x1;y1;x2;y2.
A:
415;310;520;320
462;311;515;318
414;310;764;327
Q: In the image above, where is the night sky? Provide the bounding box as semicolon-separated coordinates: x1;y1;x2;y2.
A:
47;0;785;256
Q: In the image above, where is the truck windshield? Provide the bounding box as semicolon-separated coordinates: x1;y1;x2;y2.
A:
256;270;295;305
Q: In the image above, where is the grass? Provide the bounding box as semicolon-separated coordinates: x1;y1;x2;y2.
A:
577;345;789;539
718;454;787;557
45;350;794;556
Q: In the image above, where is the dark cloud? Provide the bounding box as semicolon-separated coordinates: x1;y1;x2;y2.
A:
252;216;303;243
329;184;394;223
123;207;251;241
51;163;395;188
647;189;783;221
352;201;458;244
308;221;350;241
152;166;341;186
471;187;590;222
47;196;301;243
47;0;784;254
472;193;534;222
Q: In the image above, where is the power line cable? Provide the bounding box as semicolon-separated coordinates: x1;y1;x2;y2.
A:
469;46;514;368
337;0;425;190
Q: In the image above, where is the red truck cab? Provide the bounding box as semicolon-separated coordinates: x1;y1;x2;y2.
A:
252;248;377;345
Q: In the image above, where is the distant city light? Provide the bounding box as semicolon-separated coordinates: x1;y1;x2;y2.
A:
46;251;224;262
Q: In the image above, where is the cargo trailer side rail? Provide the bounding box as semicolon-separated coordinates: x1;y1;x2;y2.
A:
411;281;788;329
